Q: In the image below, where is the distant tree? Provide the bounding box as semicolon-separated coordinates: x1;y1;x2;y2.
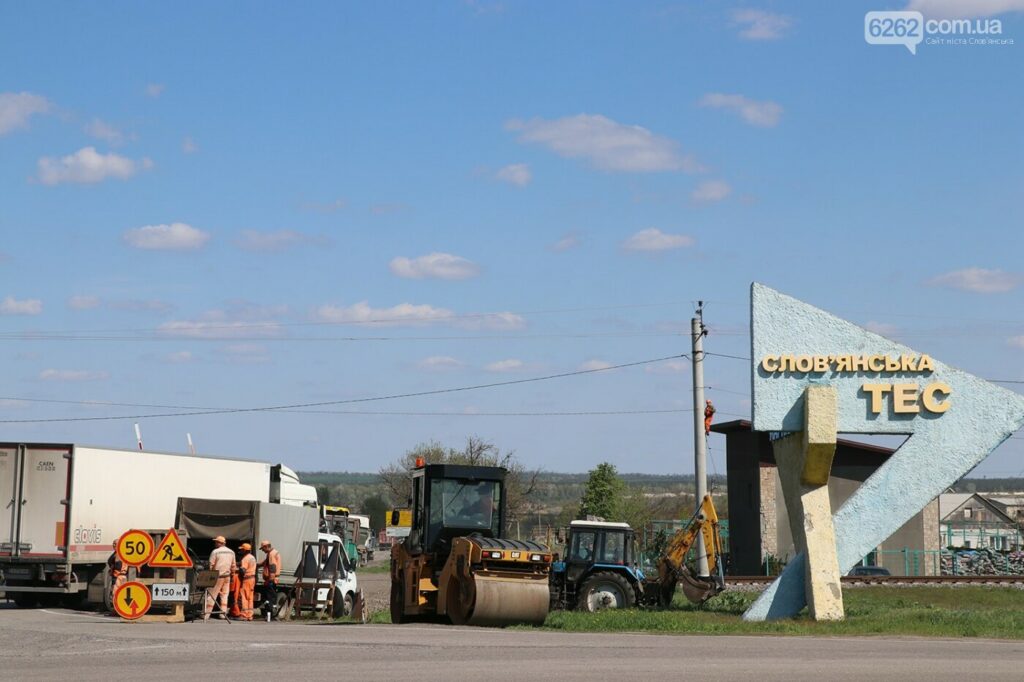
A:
315;484;335;506
360;494;389;533
577;462;627;521
379;436;539;523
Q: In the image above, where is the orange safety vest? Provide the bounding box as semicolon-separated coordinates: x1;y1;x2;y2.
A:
262;548;281;583
240;553;257;581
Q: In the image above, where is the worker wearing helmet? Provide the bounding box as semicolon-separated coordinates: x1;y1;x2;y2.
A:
204;535;236;621
704;399;716;436
237;543;257;621
259;540;282;620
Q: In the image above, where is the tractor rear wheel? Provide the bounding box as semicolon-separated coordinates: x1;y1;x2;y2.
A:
578;572;635;612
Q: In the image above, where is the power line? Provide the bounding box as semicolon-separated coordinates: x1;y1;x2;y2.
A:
0;300;692;338
0;354;685;424
705;351;752;361
0;331;684;343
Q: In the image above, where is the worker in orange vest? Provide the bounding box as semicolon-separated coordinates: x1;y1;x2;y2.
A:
259;539;282;620
237;543;257;621
107;542;127;607
204;535;236;621
704;399;716;436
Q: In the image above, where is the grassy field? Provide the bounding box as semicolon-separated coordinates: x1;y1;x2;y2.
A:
367;587;1024;638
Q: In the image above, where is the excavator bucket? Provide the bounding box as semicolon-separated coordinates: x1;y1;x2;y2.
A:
677;566;725;605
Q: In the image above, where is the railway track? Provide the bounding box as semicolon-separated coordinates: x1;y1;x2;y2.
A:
730;575;1024;586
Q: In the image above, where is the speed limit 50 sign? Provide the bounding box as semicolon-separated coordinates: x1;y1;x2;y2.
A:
116;529;155;567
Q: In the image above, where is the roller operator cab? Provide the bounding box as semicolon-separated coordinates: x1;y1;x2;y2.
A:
390;464;552;626
550;520;646;611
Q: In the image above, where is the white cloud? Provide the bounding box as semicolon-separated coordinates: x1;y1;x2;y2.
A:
485;358;524;372
163;351;194;364
731;9;793;40
84;118;126;145
457;311;527;331
927;268;1022;293
68;295;101;310
418;356;465;371
182;136;198;154
37;147;153;185
313;301;524;331
691;180;732;203
0;92;51;135
906;0;1024;18
550;232;581;252
315;301;455;327
39;369;109;382
145;83;165;98
865;321;900;337
158;307;283;338
699;93;783;127
645;360;689;374
1009;336;1024;349
0;296;42;315
234;229;328;253
579;359;613;371
389;252;481;280
495;163;532;186
109;299;175;314
216;344;270;364
623;228;695;252
123;223;209;251
506;114;701;173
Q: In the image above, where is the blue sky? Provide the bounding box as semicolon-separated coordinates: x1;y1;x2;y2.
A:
1;1;1022;475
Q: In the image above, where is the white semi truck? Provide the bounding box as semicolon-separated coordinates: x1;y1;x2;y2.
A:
0;442;316;608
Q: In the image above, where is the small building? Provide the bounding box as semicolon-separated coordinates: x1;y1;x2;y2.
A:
938;492;1021;551
713;420;940;576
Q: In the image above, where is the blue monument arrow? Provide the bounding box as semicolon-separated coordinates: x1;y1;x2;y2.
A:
744;283;1024;620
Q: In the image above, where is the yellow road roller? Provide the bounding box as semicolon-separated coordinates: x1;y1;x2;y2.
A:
390;463;552;626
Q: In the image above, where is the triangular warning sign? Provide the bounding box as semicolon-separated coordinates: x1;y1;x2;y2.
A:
148;528;193;568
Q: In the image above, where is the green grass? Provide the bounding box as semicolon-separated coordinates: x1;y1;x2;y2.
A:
363;587;1024;638
530;587;1024;638
358;563;391;574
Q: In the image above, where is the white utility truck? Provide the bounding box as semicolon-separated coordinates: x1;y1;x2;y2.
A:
176;498;358;618
0;442;316;608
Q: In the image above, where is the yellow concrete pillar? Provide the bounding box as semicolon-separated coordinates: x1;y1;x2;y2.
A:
773;385;844;620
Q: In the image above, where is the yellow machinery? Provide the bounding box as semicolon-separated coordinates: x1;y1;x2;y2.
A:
647;494;725;606
390;463;552;626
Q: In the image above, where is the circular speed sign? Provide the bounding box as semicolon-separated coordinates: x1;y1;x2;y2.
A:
116;529;155;567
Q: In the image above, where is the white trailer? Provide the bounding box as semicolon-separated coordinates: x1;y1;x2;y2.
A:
0;442;316;607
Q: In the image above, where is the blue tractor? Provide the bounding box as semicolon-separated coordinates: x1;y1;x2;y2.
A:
549;495;725;611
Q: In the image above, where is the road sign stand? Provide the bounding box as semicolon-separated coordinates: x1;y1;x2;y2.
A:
116;529;192;624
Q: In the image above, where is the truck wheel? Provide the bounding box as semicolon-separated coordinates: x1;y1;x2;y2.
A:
578;572;636;612
332;591;354;618
390;576;406;624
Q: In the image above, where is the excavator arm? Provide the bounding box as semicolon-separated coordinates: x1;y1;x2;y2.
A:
649;494;725;606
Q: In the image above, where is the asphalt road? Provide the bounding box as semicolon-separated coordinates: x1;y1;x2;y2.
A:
3;604;1024;681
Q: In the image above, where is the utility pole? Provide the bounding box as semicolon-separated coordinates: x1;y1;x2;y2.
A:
691;302;709;577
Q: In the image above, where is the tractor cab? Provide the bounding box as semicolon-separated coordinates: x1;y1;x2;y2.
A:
551;520;646;611
406;464;507;562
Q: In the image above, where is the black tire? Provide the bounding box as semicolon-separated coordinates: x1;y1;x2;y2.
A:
390;576;406;624
577;572;636;612
332;591;354;618
272;592;289;619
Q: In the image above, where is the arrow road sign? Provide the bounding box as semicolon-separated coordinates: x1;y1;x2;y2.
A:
113;580;152;620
